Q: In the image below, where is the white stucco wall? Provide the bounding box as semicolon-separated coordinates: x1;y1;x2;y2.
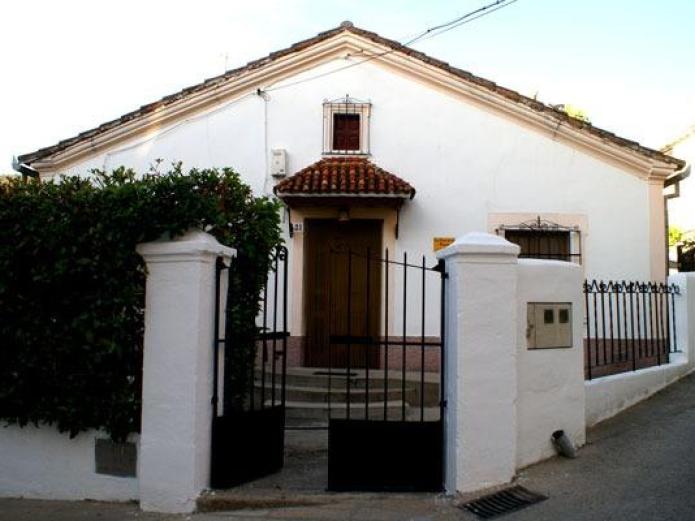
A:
438;233;519;494
585;272;695;426
515;259;586;469
55;58;656;335
0;425;138;501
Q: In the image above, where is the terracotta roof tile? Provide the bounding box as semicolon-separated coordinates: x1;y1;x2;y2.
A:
274;157;415;199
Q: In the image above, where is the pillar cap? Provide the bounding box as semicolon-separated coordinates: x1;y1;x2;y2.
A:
436;232;520;260
137;229;235;263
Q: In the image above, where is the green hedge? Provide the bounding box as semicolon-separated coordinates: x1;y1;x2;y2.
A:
0;165;281;440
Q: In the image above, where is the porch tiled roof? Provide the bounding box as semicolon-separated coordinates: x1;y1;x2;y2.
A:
273;157;415;199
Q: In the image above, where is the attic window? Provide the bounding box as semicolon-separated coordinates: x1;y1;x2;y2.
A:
323;95;371;155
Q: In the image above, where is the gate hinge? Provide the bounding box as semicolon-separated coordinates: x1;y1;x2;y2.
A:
440;399;448;408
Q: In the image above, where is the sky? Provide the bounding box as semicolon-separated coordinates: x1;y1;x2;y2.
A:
1;0;694;174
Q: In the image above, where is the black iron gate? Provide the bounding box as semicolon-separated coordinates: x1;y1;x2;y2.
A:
210;246;288;489
326;248;447;492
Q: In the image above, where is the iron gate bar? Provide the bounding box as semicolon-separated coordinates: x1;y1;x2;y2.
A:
671;290;678;349
636;284;642;359
384;248;389;421
211;257;225;418
584;282;592;380
365;246;371;419
623;285;629;362
439;258;447;416
630;283;636;372
281;248;289;409
271;254;278;407
593;284;599;367
261;281;268;409
655;285;661;364
401;251;407;421
420;255;426;421
327;245;332;417
346;249;352;421
608;284;614;363
328;336;442;346
641;285;648;358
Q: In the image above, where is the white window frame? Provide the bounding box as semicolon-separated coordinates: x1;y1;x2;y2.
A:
322;96;371;156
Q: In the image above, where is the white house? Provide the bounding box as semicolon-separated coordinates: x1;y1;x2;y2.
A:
17;22;686;369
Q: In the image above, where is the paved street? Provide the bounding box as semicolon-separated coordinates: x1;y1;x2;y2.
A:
3;372;695;521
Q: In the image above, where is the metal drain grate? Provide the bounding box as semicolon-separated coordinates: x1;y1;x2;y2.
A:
461;486;547;519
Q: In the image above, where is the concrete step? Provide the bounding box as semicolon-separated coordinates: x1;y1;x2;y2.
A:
255;383;417;404
255;367;427;390
282;399;410;421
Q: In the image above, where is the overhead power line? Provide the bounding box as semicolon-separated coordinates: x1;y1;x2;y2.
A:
264;0;518;93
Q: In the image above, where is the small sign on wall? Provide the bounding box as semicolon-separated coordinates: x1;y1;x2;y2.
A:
292;222;303;233
433;237;455;252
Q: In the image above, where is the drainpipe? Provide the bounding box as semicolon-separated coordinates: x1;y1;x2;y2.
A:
664;163;691;275
11;157;39;181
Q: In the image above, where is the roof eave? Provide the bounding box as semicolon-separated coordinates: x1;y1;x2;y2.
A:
18;24;686;180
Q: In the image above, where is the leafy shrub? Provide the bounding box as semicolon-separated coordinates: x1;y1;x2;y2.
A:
0;164;281;440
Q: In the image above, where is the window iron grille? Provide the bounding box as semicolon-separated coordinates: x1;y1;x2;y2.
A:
323;95;371;156
496;216;582;263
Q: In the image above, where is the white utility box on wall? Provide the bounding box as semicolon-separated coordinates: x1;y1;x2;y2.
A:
527;302;573;349
270;149;287;177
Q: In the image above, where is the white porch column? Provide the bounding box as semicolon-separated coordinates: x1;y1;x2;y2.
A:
437;232;520;494
136;230;234;513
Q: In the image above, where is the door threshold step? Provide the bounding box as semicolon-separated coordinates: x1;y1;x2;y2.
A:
280;400;409;410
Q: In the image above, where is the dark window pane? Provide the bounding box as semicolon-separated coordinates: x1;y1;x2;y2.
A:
559;309;569;324
333;113;360;151
504;230;571;262
544;309;554;324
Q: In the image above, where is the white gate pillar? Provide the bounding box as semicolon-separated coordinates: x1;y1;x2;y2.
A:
437;232;520;494
136;230;234;513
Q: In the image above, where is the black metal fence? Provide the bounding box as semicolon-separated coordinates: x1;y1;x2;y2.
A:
583;280;680;380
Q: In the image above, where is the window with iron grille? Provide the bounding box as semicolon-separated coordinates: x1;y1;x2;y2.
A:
497;217;582;263
323;95;371;155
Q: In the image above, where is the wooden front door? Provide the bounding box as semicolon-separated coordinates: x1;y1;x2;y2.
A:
304;219;382;368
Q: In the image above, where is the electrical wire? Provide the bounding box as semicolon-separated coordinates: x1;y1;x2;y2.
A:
414;0;518;43
100;1;518;170
264;0;518;93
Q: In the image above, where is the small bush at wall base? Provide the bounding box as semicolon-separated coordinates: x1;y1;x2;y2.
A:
0;165;281;440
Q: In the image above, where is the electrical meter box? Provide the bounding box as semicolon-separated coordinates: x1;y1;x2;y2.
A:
527;302;572;349
271;149;287;177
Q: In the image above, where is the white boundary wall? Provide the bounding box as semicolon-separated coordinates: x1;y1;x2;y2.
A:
0;230;233;511
515;259;586;468
585;272;695;426
438;233;587;493
0;426;138;501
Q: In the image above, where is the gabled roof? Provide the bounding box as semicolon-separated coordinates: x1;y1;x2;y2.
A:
274;157;415;199
19;21;685;178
